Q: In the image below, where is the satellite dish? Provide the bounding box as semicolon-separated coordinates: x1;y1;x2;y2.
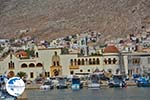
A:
6;77;25;97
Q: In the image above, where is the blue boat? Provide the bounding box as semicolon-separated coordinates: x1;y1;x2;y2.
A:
71;77;82;90
136;76;150;87
108;75;126;88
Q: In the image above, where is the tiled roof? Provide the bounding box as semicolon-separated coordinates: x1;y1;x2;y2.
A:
104;45;119;53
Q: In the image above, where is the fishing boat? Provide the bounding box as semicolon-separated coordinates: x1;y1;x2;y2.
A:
88;74;100;89
108;75;126;88
71;77;82;90
56;77;68;89
136;76;150;87
40;80;54;90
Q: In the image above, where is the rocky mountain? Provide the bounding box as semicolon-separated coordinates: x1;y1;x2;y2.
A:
0;0;150;41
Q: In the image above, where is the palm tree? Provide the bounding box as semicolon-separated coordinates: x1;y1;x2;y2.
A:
17;71;27;79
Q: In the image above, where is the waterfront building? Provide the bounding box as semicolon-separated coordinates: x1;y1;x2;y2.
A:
0;44;150;80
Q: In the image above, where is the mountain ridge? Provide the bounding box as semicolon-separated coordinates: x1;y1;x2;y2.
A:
0;0;150;41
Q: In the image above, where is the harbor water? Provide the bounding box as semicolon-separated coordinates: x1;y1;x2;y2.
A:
27;87;150;100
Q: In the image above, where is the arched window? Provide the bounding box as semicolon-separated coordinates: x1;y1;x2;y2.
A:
36;52;39;57
36;63;43;67
21;63;27;68
29;63;35;67
93;58;96;64
57;61;60;66
78;59;81;65
70;59;73;66
96;58;100;64
89;59;92;65
8;61;15;69
113;58;117;64
85;59;88;65
81;59;84;65
104;58;107;64
108;58;111;64
53;61;56;66
74;59;77;65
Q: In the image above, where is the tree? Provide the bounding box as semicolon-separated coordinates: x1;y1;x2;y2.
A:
17;71;27;79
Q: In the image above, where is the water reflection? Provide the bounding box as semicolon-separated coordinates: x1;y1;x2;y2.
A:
27;87;150;100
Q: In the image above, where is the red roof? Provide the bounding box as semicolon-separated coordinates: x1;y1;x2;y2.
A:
104;45;119;53
16;51;28;57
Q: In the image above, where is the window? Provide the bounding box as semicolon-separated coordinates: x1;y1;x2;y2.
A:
21;63;27;68
45;72;50;77
29;63;35;67
57;61;60;66
80;69;83;72
108;58;111;64
36;52;39;58
53;61;56;66
45;72;47;77
93;58;96;64
85;59;88;65
70;59;73;66
47;72;50;77
96;58;100;64
36;63;43;67
113;58;117;64
104;58;107;64
8;61;15;69
81;59;85;65
74;59;77;65
70;71;74;75
30;72;34;78
89;59;92;65
88;69;90;72
132;58;140;64
78;59;81;65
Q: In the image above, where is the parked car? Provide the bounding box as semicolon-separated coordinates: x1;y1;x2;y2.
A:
108;75;126;88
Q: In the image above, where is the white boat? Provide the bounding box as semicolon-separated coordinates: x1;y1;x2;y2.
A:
40;80;54;90
88;74;100;89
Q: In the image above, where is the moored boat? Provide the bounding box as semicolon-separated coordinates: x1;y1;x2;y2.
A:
56;77;68;89
40;80;54;90
88;74;100;89
71;77;82;90
108;75;126;88
136;76;150;87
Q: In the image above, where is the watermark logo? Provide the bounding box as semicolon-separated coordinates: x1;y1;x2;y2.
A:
6;77;25;97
